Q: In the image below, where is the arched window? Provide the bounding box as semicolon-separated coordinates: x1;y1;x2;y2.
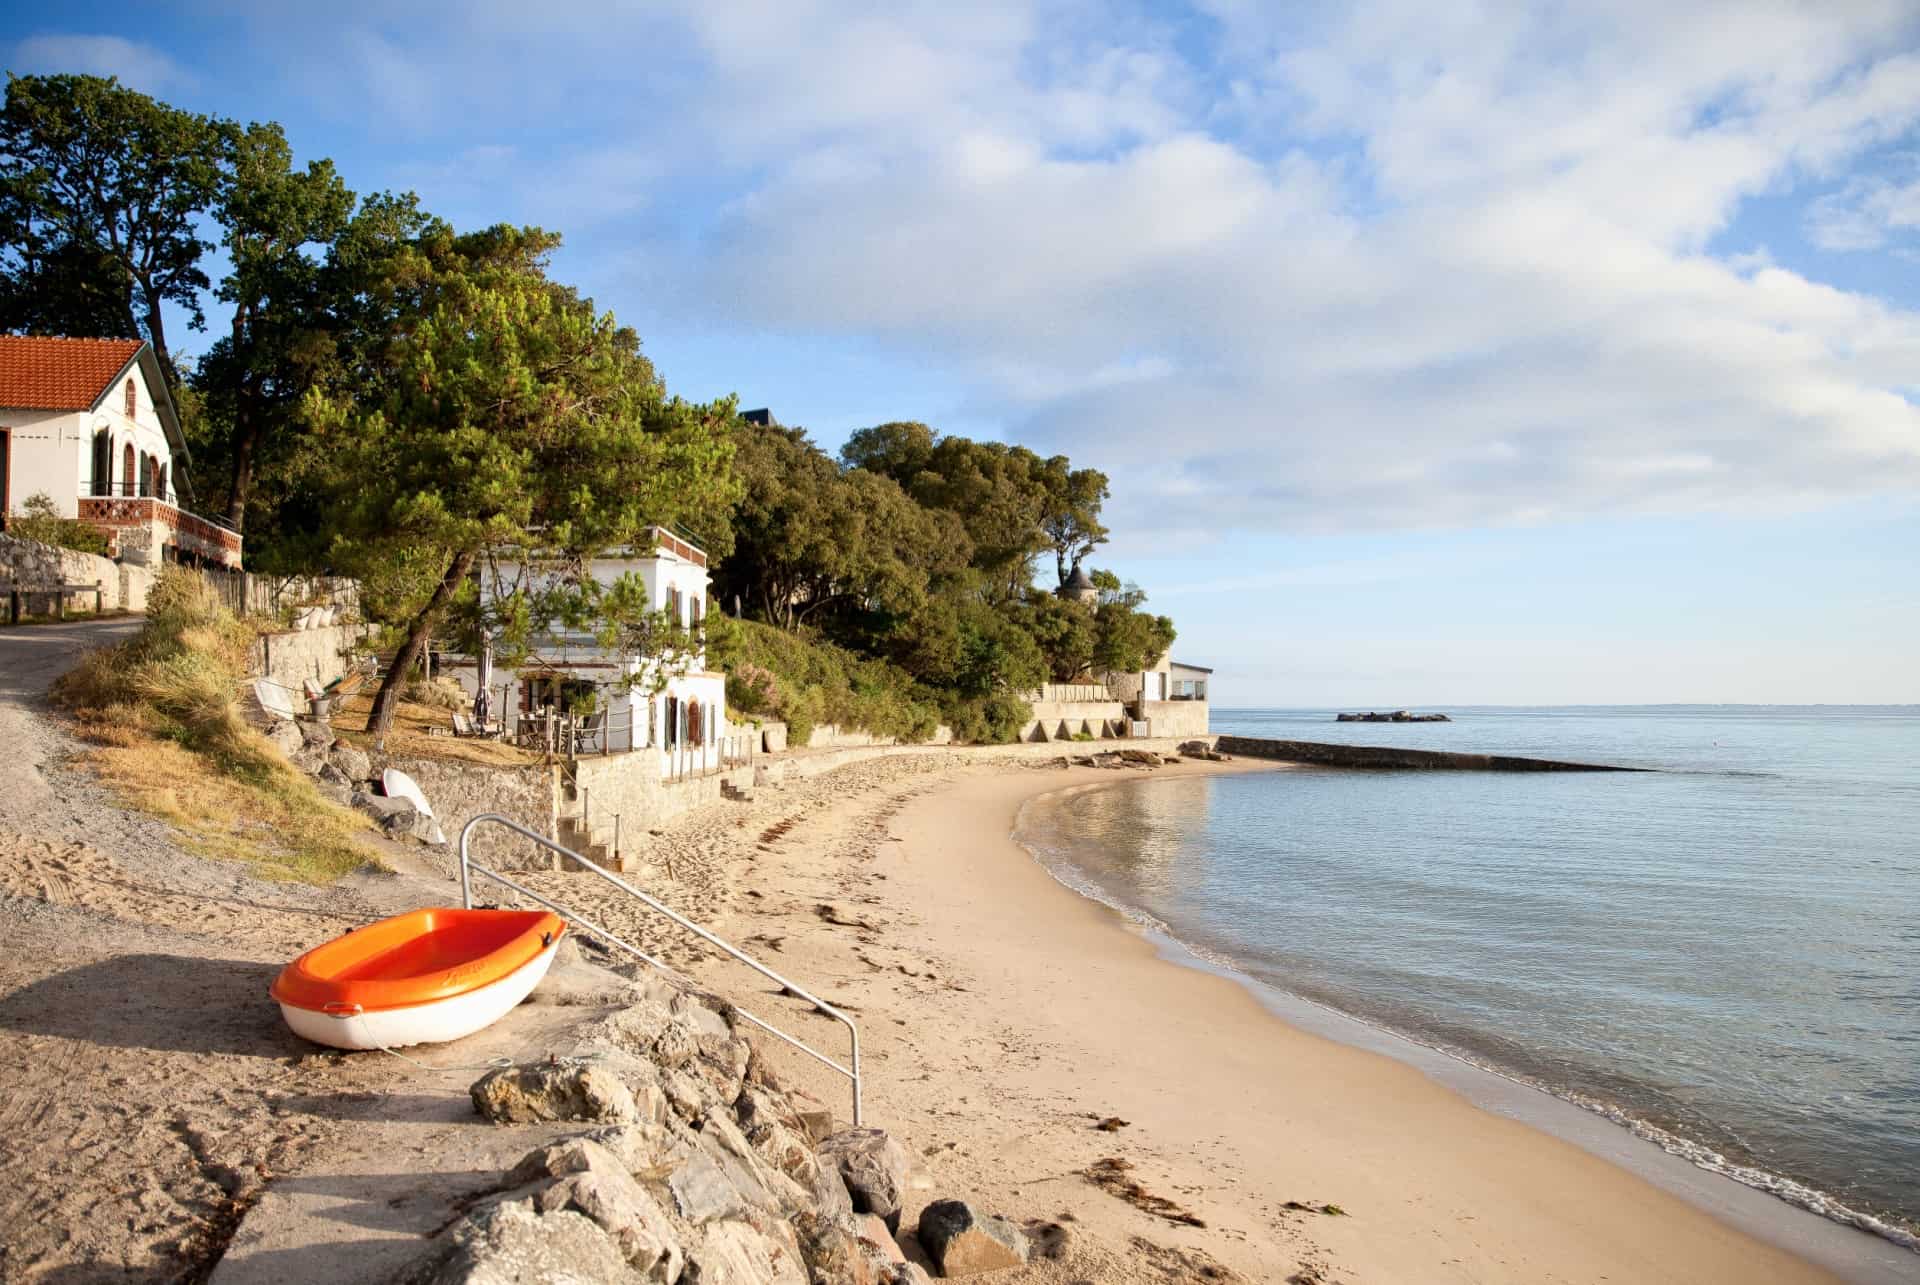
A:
122;444;134;496
91;430;111;496
138;454;153;497
125;379;136;418
156;464;168;503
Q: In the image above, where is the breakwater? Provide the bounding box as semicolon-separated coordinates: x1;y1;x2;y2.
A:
1213;735;1644;772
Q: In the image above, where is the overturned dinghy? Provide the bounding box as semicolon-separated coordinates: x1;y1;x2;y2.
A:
271;908;566;1050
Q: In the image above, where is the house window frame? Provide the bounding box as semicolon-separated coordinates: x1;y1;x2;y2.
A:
125;379;137;418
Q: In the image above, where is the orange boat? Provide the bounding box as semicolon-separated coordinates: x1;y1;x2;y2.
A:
271;907;566;1050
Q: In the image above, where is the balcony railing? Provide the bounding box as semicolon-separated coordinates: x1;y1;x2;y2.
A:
80;486;241;533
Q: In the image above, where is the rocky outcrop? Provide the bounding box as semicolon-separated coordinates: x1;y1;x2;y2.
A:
1336;710;1451;722
471;1060;643;1125
916;1199;1030;1275
404;974;943;1285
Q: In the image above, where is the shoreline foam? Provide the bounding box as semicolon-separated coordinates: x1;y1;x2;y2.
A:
1009;768;1920;1283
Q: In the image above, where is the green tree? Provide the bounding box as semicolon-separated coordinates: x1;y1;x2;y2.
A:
717;420;964;630
1088;569;1177;675
307;223;737;740
0;74;225;378
195;121;354;532
1036;456;1109;588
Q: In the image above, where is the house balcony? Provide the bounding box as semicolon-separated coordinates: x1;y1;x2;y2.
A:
78;486;243;570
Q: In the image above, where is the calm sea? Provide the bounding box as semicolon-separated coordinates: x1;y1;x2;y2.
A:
1015;706;1920;1247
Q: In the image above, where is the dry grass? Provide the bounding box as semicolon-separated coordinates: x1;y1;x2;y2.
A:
329;691;543;769
54;568;386;884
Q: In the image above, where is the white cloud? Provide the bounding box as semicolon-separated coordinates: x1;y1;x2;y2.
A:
614;0;1920;533
1806;154;1920;249
9;34;192;94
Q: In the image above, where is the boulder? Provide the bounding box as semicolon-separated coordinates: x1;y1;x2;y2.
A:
265;720;305;757
296;717;335;749
760;721;788;754
684;1218;808;1285
667;1150;748;1224
470;1061;640;1125
817;1127;911;1235
811;1161;856;1223
915;1199;1029;1276
316;760;352;788
328;743;373;782
409;1198;642;1285
504;1137;681;1279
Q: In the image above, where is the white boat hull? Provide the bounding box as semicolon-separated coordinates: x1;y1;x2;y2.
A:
277;940;560;1050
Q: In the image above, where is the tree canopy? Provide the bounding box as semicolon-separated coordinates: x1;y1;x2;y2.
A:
0;74;225;378
306;223;737;738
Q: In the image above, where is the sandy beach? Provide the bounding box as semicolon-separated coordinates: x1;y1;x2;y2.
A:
654;751;1880;1283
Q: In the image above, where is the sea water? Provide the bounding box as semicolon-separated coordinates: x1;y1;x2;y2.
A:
1015;707;1920;1246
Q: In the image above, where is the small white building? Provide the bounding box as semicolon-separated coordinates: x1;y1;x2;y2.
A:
1106;653;1212;738
0;336;242;568
463;527;732;778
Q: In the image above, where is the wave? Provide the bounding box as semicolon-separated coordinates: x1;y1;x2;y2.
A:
1011;793;1920;1258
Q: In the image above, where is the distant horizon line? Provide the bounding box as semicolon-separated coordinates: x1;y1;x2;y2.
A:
1214;703;1920;711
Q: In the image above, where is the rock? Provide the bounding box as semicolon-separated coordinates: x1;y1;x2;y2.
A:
817;1127;911;1235
316;760;351;787
811;1161;856;1223
915;1199;1029;1276
857;1213;905;1262
576;1121;689;1175
408;1198;642;1284
696;1112;810;1215
265;720;304;757
760;721;788;754
470;1061;640;1125
296;717;334;749
684;1218;807;1285
668;1150;748;1224
328;744;372;782
534;1165;681;1279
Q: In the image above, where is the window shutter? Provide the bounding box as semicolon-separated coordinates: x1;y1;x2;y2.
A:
125;379;136;418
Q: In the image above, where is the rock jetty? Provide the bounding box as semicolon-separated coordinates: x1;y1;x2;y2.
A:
1335;710;1451;723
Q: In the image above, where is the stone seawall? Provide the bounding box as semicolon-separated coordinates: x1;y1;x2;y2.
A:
1213;736;1643;772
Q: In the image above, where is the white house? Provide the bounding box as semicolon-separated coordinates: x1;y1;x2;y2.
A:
1107;653;1212;738
458;526;732;778
0;335;242;568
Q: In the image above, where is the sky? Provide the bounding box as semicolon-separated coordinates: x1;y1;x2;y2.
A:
8;1;1920;705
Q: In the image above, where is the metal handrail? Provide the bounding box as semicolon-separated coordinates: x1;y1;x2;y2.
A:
458;812;862;1125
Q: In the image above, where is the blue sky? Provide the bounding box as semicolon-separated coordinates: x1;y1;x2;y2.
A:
9;2;1920;704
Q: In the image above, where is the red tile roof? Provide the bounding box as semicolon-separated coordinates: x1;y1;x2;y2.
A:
0;335;145;410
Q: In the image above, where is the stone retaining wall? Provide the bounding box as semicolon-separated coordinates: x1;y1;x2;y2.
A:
252;621;369;690
1020;699;1127;741
1137;699;1209;739
376;754;558;871
1213;736;1641;772
0;531;155;612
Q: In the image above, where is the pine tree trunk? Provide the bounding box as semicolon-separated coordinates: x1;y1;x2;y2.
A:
368;549;476;745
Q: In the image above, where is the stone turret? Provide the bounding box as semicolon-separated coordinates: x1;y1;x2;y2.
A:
1058;565;1097;605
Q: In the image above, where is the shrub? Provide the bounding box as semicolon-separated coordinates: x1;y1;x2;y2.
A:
53;565;378;882
7;491;110;557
